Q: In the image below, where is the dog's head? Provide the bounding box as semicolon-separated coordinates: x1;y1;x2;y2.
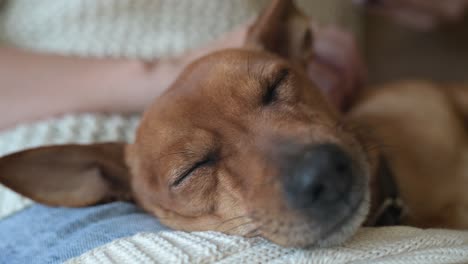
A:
0;0;371;247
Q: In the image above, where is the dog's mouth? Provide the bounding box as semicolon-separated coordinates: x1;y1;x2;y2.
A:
314;185;369;247
254;143;369;247
248;176;369;248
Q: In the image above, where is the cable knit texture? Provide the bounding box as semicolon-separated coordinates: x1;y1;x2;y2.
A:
0;0;360;219
0;0;361;59
1;1;467;263
0;114;139;219
68;228;468;264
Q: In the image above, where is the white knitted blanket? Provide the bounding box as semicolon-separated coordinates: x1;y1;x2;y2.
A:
68;228;468;264
0;0;361;58
0;114;139;218
0;0;361;216
1;116;468;264
1;1;467;263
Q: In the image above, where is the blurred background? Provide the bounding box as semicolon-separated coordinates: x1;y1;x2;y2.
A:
364;10;468;85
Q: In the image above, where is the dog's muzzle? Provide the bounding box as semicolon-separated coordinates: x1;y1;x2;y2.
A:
281;143;359;221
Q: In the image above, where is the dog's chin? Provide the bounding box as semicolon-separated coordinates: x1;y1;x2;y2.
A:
314;188;370;248
257;186;370;248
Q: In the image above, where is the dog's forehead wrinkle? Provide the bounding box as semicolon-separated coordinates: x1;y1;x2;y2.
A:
159;51;299;122
192;49;287;81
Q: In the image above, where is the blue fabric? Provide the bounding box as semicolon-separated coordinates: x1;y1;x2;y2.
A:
0;202;168;264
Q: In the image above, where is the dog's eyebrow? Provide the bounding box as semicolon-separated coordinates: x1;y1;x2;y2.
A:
155;149;197;162
262;68;290;104
246;54;252;79
259;63;267;79
270;68;290;87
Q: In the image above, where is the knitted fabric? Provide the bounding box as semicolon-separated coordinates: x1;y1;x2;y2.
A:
0;114;139;219
0;0;360;219
0;0;361;59
68;227;468;264
1;1;467;263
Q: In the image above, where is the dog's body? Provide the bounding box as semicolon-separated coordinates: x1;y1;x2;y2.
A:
0;0;467;248
351;81;468;228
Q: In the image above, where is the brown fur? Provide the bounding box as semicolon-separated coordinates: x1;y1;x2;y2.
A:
350;81;468;228
0;0;467;248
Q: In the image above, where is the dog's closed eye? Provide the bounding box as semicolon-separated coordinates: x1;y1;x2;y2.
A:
171;154;217;188
262;68;290;105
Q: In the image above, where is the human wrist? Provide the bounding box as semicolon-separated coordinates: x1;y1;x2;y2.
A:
113;57;183;112
101;22;250;113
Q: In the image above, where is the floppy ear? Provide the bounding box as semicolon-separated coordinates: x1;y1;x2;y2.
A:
0;143;132;207
245;0;313;65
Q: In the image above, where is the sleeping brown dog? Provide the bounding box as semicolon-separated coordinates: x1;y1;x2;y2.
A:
1;0;467;248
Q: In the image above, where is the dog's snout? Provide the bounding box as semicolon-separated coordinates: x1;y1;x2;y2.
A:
283;143;354;211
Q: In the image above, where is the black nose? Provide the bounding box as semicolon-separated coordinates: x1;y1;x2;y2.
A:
283;143;354;210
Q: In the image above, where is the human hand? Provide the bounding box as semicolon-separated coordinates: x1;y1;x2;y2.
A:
307;24;366;112
141;21;365;113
